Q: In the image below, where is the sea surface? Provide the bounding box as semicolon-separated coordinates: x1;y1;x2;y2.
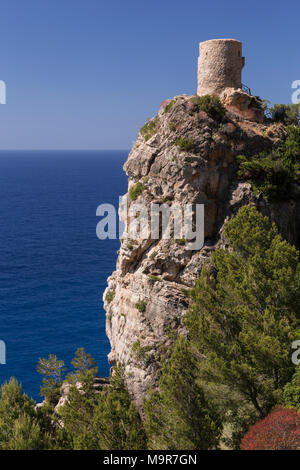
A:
0;150;128;401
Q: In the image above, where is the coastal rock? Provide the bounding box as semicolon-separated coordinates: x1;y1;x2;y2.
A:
220;87;265;123
103;94;299;411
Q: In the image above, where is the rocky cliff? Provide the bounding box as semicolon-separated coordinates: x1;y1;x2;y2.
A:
103;93;300;411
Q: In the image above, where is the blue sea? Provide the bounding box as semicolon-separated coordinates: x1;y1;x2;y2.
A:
0;150;128;401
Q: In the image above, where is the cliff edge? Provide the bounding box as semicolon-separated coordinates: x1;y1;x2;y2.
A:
103;94;300;410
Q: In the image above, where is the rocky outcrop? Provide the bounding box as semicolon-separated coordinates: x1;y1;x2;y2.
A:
103;94;299;411
220;87;265;122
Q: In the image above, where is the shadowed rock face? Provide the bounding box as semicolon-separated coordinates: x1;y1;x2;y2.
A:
103;94;300;412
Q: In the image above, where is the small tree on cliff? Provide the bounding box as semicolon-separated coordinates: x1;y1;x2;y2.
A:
241;406;300;450
37;354;66;404
185;205;300;444
71;348;98;378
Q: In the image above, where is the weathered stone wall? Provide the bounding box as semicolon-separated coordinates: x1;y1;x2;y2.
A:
197;39;244;96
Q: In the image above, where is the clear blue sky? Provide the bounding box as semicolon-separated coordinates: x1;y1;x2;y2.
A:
0;0;299;149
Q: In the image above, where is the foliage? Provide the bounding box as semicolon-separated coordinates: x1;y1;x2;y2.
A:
144;337;222;449
0;378;52;450
148;274;160;282
270;103;300;126
135;300;147;313
240;406;300;450
7;413;51;450
58;371;100;449
37;354;66;403
71;348;98;379
105;289;115;304
190;94;225;121
175;138;194;151
92;365;146;450
164;100;176;113
129;182;146;200
131;341;152;365
185;205;300;446
169;121;176;132
0;352;146;450
58;361;146;450
140;118;157;141
237;126;300;200
283;365;300;411
173;238;186;245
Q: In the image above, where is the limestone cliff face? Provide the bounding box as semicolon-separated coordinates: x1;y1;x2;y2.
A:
103;94;300;410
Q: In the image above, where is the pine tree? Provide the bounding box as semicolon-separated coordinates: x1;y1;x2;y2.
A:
37;354;66;404
8;413;51;450
144;337;221;450
59;371;99;449
93;365;146;450
283;365;300;411
60;365;146;450
0;378;51;449
185;205;300;445
71;348;98;378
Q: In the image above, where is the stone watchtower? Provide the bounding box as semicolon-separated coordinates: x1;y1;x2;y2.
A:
197;39;245;96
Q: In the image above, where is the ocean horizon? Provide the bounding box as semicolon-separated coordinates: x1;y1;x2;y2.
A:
0;150;128;400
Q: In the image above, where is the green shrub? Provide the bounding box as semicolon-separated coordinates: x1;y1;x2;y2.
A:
131;341;152;364
140;118;157;141
169;121;176;132
164;100;176;113
148;274;160;282
173;238;186;245
135;300;147;313
129;182;146;201
270;103;300;126
190;95;225;121
105;289;115;304
175;138;194;151
237;152;294;199
283;365;300;411
237;126;300;200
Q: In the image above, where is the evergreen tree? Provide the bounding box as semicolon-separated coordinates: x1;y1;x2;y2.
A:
8;413;51;450
71;347;98;378
59;371;99;449
37;354;66;404
283;365;300;411
93;365;146;450
144;337;221;450
60;364;146;450
0;378;52;450
0;378;35;449
185;205;300;445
